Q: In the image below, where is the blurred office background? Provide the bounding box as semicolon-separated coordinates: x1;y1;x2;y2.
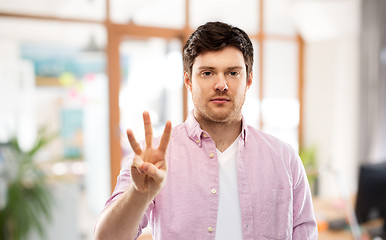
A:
0;0;385;239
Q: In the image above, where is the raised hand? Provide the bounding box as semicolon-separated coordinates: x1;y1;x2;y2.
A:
126;111;172;198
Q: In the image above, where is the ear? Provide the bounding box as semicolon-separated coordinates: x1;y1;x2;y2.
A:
246;72;253;90
184;72;192;92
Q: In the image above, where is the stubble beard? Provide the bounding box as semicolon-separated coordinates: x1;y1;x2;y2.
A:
193;95;245;125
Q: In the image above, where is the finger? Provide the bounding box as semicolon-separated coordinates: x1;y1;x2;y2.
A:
132;155;145;173
143;111;153;148
142;162;165;183
158;121;172;154
154;160;167;171
127;129;142;156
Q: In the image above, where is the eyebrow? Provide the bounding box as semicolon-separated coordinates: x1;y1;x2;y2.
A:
197;66;243;71
227;66;243;71
197;66;215;71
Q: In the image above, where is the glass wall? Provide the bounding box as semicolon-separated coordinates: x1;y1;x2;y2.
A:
242;40;261;129
262;40;299;150
0;18;109;239
119;38;183;158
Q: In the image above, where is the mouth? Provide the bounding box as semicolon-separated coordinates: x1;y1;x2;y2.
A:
210;97;230;104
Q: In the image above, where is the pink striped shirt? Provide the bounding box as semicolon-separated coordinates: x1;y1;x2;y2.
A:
106;112;318;240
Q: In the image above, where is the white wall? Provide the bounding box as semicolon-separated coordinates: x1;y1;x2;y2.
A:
301;0;361;198
304;37;360;198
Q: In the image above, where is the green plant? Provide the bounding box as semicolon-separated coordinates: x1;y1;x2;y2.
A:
0;128;56;240
299;146;317;167
299;145;318;195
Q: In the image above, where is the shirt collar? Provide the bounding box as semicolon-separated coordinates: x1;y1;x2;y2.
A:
184;110;248;147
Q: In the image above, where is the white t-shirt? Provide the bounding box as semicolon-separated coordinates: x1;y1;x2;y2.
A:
215;138;243;240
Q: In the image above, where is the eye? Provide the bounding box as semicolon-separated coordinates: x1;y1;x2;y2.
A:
201;71;213;77
228;71;240;77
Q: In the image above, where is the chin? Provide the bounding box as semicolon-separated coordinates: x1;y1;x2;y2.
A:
194;103;241;123
206;110;237;123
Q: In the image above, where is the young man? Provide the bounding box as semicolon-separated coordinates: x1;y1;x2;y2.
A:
95;21;318;240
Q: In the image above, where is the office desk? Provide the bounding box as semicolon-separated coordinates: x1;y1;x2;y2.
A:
314;196;384;240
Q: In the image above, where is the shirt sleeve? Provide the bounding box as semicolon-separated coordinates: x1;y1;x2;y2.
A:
104;153;155;239
292;154;318;239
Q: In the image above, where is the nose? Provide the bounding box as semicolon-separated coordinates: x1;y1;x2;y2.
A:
215;75;228;91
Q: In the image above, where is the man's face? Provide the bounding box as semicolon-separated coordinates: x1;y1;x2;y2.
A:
184;47;252;123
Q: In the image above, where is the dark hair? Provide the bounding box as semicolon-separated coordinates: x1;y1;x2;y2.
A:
183;21;254;78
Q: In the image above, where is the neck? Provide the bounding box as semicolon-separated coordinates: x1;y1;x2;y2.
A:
195;112;242;152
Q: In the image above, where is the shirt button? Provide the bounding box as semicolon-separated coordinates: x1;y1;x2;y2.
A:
203;134;207;138
211;189;217;194
209;153;214;158
196;139;200;143
208;226;213;233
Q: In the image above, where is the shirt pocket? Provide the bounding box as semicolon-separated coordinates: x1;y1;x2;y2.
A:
260;188;293;240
